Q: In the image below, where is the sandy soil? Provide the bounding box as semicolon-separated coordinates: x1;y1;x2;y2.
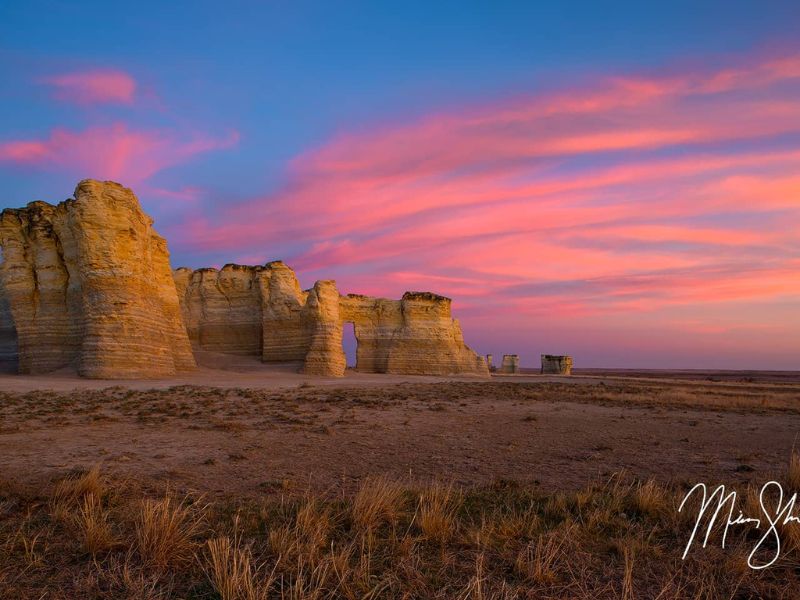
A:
2;357;799;498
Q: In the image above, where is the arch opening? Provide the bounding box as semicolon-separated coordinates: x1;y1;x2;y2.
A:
342;321;357;368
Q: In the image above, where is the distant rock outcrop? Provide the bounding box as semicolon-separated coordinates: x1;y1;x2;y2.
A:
0;180;487;379
500;354;520;374
0;180;196;378
541;354;573;375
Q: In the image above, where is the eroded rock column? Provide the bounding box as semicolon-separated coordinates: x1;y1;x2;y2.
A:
174;264;264;355
261;261;310;362
0;180;196;378
0;278;19;371
0;202;82;373
302;280;346;376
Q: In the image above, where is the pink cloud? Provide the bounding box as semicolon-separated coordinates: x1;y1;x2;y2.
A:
167;49;800;355
40;69;137;105
0;123;239;185
41;69;136;105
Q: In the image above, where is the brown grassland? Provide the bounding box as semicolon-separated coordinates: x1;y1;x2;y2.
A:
1;375;800;598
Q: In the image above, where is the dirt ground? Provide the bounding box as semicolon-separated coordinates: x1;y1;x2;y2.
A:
1;356;799;498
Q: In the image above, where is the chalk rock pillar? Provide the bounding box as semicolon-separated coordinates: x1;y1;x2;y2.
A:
0;277;19;370
0;180;196;378
0;201;82;373
261;261;310;361
302;280;346;376
500;354;519;374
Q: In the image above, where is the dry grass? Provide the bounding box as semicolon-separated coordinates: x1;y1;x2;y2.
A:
351;476;406;531
631;478;668;518
3;377;798;598
3;464;800;597
50;464;105;522
514;524;572;584
787;448;800;490
204;535;272;600
74;493;116;556
417;482;460;544
134;495;204;569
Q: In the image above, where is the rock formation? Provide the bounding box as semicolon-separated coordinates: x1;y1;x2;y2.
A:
303;280;347;376
1;180;487;379
261;261;312;362
0;180;196;378
0;278;18;371
339;292;486;375
500;354;520;374
541;354;573;375
175;267;488;377
173;264;264;355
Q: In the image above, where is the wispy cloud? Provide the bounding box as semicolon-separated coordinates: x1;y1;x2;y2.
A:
167;49;800;364
0;123;239;185
40;69;137;105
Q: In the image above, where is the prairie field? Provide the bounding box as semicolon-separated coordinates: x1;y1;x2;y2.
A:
1;372;800;598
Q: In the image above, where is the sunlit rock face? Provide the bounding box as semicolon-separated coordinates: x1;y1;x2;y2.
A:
0;180;196;378
339;292;488;376
303;280;347;376
261;261;311;362
174;264;264;355
175;267;489;378
0;200;81;373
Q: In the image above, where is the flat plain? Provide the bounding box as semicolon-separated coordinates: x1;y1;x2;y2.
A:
1;361;799;598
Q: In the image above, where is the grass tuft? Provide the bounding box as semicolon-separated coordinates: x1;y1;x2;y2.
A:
417;482;460;544
74;493;115;556
352;476;406;531
50;465;105;523
204;535;271;600
135;495;204;569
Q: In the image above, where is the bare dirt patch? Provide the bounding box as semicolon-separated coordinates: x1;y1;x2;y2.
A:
1;378;798;497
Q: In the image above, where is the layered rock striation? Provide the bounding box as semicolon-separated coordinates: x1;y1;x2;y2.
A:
173;264;265;355
0;180;196;378
500;354;520;374
339;292;486;375
175;266;488;377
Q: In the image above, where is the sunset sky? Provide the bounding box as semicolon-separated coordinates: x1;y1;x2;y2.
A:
1;1;798;369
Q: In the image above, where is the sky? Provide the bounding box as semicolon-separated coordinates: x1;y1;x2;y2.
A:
0;1;799;369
